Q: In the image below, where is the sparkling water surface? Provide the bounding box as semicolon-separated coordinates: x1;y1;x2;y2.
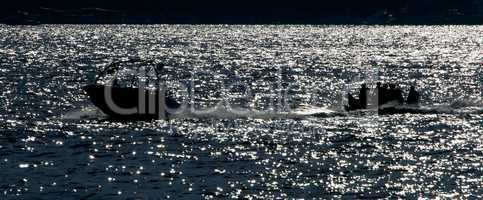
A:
0;25;482;199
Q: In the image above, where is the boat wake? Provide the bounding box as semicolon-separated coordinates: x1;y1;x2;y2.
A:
61;104;341;120
346;97;483;115
61;106;108;120
449;96;483;109
422;97;483;115
63;98;482;120
172;104;342;119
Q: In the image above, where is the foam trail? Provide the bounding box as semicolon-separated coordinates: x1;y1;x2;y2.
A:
62;106;108;120
450;96;483;109
421;97;483;115
65;98;483;121
172;104;340;119
60;104;339;121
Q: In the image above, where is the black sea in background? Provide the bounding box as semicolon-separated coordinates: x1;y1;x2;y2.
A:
1;0;483;24
0;25;482;198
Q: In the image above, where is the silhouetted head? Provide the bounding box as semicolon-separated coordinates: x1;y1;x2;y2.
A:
389;84;396;89
376;82;381;87
383;83;389;88
410;86;416;91
361;83;367;88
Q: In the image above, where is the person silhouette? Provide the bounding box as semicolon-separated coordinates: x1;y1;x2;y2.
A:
388;84;397;103
394;85;404;105
359;83;368;109
381;83;390;105
376;82;383;106
406;86;420;105
346;92;360;111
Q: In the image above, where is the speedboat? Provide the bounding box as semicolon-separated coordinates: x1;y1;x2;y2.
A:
83;59;181;120
345;83;421;115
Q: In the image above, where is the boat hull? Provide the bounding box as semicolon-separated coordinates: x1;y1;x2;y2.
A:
83;85;181;120
346;105;426;115
377;106;428;115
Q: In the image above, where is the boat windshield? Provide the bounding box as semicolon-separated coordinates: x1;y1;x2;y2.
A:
96;59;163;89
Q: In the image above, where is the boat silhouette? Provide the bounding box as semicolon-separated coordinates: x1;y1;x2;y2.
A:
83;59;181;120
345;83;422;115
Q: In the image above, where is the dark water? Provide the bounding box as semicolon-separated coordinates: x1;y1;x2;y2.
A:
0;25;482;199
